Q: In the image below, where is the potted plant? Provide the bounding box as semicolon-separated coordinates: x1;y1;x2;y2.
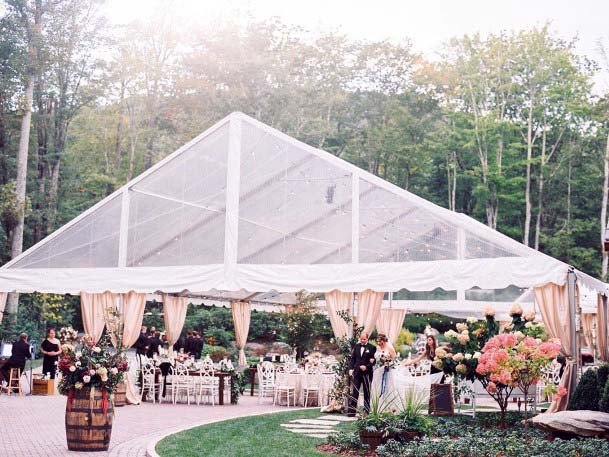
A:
355;390;396;449
58;336;129;452
392;388;431;442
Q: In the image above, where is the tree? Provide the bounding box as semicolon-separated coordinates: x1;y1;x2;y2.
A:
281;290;319;359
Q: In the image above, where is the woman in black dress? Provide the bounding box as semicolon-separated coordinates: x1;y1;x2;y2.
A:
41;328;62;379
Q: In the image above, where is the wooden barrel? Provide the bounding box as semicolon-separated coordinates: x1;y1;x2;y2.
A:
65;387;114;452
114;382;126;407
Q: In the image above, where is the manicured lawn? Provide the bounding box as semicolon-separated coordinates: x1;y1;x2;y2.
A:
156;409;354;457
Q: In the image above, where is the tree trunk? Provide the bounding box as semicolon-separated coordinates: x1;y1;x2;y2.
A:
6;77;35;315
602;130;609;281
534;130;547;251
523;103;534;246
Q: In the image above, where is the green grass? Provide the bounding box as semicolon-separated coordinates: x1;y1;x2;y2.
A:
156;409;355;457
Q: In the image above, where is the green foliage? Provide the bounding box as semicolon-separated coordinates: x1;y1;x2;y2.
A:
599;378;609;413
280;290;319;359
403;313;465;335
568;369;599;411
395;328;415;347
597;363;609;391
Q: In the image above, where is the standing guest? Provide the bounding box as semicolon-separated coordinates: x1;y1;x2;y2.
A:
148;326;156;338
134;326;149;365
41;328;62;379
191;331;204;360
403;334;441;373
173;333;185;353
1;333;32;383
147;332;163;358
184;331;194;355
347;332;376;416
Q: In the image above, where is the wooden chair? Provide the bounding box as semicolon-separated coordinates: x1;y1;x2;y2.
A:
3;368;22;396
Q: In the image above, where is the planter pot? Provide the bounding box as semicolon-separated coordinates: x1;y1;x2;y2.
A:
359;429;388;449
114;382;126;407
65;387;114;452
395;430;424;442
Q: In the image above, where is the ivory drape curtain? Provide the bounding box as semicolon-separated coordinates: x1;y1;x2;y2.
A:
162;294;188;347
95;291;146;405
376;308;406;344
324;290;353;338
231;301;251;367
581;314;594;354
534;283;573;412
80;291;110;343
0;292;7;324
597;294;609;362
357;289;384;336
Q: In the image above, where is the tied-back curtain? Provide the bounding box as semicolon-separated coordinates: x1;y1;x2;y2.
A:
162;294;188;347
376;309;406;345
597;294;609;362
0;292;7;324
231;301;251;367
581;313;595;355
534;283;573;412
80;292;110;344
324;290;353;338
357;289;384;336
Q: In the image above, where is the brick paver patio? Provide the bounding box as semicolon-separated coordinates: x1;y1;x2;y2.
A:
0;393;285;457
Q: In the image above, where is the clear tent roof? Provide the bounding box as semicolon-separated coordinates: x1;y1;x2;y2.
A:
0;112;605;299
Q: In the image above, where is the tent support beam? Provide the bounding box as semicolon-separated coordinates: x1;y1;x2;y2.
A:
568;269;579;395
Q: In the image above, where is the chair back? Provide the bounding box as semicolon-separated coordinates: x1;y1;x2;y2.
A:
259;361;275;383
198;364;215;384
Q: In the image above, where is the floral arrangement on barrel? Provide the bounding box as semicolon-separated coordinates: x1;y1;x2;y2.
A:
58;335;129;413
433;304;564;427
58;326;79;345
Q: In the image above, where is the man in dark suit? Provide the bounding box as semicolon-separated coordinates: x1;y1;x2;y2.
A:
184;331;194;355
348;332;376;416
146;332;163;358
191;331;204;360
134;326;149;365
1;333;32;383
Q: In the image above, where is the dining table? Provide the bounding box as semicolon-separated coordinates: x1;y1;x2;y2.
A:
152;364;234;405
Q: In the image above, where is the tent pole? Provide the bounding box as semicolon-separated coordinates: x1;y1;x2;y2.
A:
567;269;580;394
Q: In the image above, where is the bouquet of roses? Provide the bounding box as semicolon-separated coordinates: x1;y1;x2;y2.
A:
379;354;398;371
58;335;129;412
58;326;79;345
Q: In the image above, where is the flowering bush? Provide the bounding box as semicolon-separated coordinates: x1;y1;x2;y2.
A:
433;305;563;425
57;335;128;397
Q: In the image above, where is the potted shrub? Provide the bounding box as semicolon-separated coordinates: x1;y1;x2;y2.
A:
355;391;396;449
58;336;129;452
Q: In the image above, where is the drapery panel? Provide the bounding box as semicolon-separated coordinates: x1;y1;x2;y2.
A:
357;289;384;335
231;301;251;367
598;294;609;362
534;283;573;412
376;308;406;345
581;313;594;354
0;292;7;324
162;294;188;347
80;291;110;344
324;290;353;338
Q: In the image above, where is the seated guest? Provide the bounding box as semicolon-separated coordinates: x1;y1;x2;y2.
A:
41;328;62;379
191;331;204;360
147;332;163;358
1;333;32;383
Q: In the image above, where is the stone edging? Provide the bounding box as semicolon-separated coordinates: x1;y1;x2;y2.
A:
146;407;311;457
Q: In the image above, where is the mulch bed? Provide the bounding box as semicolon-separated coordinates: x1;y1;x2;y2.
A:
317;443;377;457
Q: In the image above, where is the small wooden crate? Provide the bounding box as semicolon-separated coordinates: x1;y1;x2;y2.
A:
32;377;54;396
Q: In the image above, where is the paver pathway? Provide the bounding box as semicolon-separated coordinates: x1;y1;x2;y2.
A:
280;413;355;439
0;393;284;457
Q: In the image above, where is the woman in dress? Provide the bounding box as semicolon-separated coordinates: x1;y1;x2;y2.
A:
41;328;62;379
403;334;441;374
372;334;397;398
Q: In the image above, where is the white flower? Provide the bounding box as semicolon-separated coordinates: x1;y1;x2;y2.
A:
69;366;76;372
444;330;458;339
453;353;464;362
461;329;469;335
464;353;472;360
101;376;108;382
83;375;91;383
110;368;118;375
75;361;81;367
525;322;533;329
514;331;525;340
89;369;96;376
457;333;470;344
484;306;496;317
473;352;481;359
435;347;448;359
509;304;523;316
456;323;468;332
74;382;84;390
92;347;101;353
523;311;536;322
466;317;477;324
97;367;108;376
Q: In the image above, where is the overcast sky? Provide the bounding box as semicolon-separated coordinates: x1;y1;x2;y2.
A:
107;0;609;92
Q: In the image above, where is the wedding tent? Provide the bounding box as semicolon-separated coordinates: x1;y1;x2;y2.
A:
1;111;608;409
0;112;605;298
